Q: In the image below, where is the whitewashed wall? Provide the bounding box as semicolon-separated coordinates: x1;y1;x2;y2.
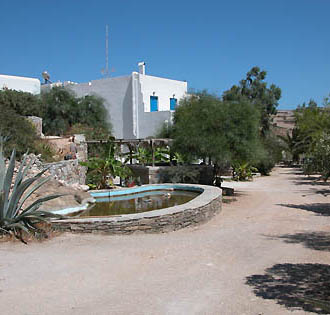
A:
0;74;40;94
137;73;187;112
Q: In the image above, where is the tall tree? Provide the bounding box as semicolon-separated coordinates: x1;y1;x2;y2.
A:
172;93;262;166
293;98;330;179
0;90;42;157
223;66;281;136
40;87;112;136
295;100;330;151
0;89;43;117
0;104;37;158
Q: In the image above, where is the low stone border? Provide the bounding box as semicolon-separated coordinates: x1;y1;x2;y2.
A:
51;184;222;235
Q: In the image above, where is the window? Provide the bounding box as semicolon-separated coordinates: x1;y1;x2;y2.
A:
170;98;177;110
150;96;158;112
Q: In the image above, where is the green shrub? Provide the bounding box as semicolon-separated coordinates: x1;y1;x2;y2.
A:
68;123;110;141
232;163;257;181
33;140;57;163
160;166;200;184
80;143;131;189
255;133;283;175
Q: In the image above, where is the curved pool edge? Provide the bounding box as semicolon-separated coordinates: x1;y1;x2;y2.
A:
51;184;222;235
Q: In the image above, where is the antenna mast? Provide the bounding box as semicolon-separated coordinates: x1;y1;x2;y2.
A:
105;24;109;77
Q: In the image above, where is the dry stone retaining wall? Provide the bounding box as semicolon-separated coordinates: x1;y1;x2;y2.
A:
43;159;87;185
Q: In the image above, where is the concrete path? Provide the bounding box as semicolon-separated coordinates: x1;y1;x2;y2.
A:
1;167;330;315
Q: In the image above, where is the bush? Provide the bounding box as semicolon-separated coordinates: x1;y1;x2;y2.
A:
255;159;275;176
80;143;131;189
254;133;283;175
33;140;57;163
160;166;200;184
68;123;110;141
233;163;257;181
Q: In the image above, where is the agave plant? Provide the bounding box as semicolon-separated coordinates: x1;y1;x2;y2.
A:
0;139;62;243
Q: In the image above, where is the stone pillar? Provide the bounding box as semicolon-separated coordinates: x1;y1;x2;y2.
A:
73;134;88;162
27;116;44;137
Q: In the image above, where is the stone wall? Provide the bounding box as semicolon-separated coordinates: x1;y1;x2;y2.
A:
52;184;221;235
43;159;87;185
40;134;87;186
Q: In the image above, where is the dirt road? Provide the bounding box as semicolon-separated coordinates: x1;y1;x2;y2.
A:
1;167;329;315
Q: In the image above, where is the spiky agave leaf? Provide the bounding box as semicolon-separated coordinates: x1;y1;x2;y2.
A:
0;137;6;192
20;194;63;215
0;147;64;243
2;149;16;218
8;172;50;218
5;154;35;218
0;137;6;222
10;153;32;196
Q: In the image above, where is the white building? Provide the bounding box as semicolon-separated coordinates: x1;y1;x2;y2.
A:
0;74;40;94
42;63;188;139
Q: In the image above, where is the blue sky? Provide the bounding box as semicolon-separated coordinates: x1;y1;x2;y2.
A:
1;0;329;109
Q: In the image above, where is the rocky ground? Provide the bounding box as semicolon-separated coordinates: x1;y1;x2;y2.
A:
1;166;330;315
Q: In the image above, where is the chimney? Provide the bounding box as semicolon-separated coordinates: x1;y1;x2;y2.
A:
138;62;146;75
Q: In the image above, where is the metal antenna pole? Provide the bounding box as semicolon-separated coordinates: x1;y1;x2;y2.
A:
105;24;109;77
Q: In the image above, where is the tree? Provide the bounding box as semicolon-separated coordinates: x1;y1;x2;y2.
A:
0;89;43;117
172;93;262;167
294;98;330;178
40;87;112;136
278;130;305;164
0;104;38;158
256;132;283;174
295;101;330;150
303;132;330;181
223;66;281;136
40;87;79;135
155;120;174;139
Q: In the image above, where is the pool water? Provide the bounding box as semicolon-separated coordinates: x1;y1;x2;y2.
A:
70;189;200;217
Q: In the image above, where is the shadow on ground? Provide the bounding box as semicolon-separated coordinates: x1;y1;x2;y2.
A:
246;263;330;314
287;176;320;182
278;203;330;216
294;180;330;186
266;232;330;252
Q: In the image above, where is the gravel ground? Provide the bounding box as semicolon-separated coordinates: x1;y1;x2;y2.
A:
1;167;330;315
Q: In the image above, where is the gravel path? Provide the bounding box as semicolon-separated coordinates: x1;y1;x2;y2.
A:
1;167;329;315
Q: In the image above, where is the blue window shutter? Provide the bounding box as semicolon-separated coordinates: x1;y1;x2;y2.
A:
170;98;177;110
150;96;158;112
